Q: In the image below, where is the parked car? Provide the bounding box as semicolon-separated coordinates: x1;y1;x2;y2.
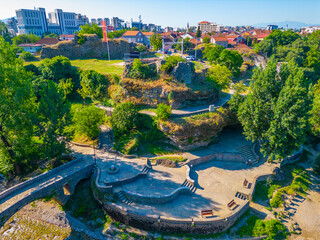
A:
186;56;196;61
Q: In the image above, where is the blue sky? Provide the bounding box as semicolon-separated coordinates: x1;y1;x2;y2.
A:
1;0;320;27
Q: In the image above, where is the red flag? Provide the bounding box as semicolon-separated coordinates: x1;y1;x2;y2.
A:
101;21;107;42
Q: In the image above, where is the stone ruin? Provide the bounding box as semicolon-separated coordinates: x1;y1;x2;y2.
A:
41;34;131;59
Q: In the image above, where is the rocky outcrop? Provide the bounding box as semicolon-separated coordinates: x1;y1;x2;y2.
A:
121;78;218;109
41;34;131;59
159;108;238;150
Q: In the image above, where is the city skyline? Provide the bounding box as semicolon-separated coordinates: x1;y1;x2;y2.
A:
1;0;320;28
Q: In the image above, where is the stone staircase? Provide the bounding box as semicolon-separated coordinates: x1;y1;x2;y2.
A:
141;165;151;174
235;191;249;200
237;145;259;165
117;190;132;205
181;180;197;194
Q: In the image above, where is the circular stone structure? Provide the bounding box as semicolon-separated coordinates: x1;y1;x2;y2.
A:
106;164;120;174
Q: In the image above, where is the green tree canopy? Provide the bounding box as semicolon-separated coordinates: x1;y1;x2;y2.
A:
206;64;232;90
78;70;109;102
0;21;12;43
78;23;103;38
72;105;105;139
111;102;140;137
12;33;40;46
155;103;172;121
150;33;162;51
0;37;38;174
238;58;312;159
217;49;243;77
203;44;224;64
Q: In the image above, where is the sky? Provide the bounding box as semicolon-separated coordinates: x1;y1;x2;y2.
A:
1;0;320;27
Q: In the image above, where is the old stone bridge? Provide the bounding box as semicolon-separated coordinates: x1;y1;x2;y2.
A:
0;157;94;226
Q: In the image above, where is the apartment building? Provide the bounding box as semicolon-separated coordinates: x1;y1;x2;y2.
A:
16;8;48;35
16;7;83;36
198;21;223;33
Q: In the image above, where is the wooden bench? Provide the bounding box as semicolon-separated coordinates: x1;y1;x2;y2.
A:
227;199;236;209
201;209;213;218
243;179;249;188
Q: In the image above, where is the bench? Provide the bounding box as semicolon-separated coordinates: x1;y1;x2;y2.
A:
243;179;249;188
201;209;213;218
227;199;236;209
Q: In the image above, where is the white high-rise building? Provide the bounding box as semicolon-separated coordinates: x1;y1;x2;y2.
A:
16;8;48;36
48;9;78;34
16;7;83;36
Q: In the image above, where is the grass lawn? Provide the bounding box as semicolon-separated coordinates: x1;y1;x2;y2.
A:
24;59;124;76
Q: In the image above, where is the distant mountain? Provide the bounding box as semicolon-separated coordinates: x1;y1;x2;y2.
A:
253;21;319;29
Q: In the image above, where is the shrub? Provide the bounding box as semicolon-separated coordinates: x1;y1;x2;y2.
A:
77;33;86;45
19;51;36;61
161;55;185;73
156;103;172;121
111;102;140;137
136;44;147;52
313;154;320;175
72;105;105;139
129;59;156;79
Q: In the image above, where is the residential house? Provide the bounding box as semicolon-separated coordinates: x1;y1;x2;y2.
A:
142;32;154;46
181;32;196;39
211;36;228;48
17;43;42;53
59;34;75;41
122;31;146;44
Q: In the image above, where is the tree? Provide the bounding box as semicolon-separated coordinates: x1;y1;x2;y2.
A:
12;33;40;46
0;37;37;175
161;55;185;73
136;44;147;52
38;56;80;99
150;33;162;50
19;51;36;61
129;59;157;79
265;30;300;47
255;39;275;57
203;36;210;44
44;33;59;38
310;80;320;137
78;70;109;102
78;23;103;38
203;44;224;64
238;58;312;160
38;80;70;158
196;26;201;38
156;104;172;121
0;21;12;43
107;29;127;39
206;65;232;90
111;102;140;137
73;105;105;139
218;49;243;77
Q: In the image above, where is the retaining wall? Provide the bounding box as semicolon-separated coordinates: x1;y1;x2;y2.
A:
186;152;246;167
98;197;250;234
123;187;191;204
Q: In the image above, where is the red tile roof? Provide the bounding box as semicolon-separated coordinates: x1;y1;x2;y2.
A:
213;36;228;42
190;38;201;44
36;38;59;45
142;32;154;36
235;44;251;50
18;43;42;47
198;21;210;24
256;33;270;39
60;34;74;38
122;31;140;36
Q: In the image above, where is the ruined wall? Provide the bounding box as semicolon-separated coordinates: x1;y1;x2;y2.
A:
41;34;131;59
